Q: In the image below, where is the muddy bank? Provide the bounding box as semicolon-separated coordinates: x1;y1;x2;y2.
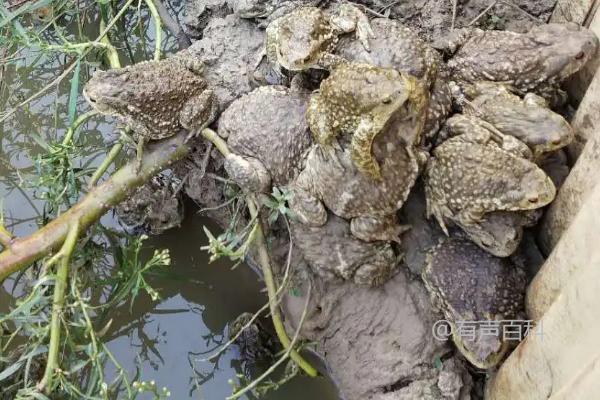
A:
166;0;565;398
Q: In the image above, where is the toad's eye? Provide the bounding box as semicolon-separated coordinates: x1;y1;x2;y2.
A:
382;98;392;104
528;196;539;204
575;51;586;60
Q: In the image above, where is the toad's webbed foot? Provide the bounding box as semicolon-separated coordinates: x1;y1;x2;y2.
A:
224;154;271;193
351;214;409;243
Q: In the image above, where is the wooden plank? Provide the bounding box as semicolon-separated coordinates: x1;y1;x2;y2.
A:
551;0;597;24
487;183;600;399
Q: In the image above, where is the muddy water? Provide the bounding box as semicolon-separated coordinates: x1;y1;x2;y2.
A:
0;8;338;400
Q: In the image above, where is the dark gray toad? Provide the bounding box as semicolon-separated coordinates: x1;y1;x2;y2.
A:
422;236;527;369
83;53;219;157
437;22;599;105
425;115;556;235
116;176;184;235
218;85;313;192
291;214;397;287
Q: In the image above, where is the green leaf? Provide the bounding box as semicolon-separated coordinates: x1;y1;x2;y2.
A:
434;356;443;371
67;60;81;126
0;361;23;382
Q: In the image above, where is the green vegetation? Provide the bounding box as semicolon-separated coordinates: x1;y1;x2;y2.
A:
0;1;316;398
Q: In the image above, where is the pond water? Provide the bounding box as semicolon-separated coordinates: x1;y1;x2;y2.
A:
0;2;338;399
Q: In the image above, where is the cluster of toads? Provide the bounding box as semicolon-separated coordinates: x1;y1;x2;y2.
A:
83;4;598;370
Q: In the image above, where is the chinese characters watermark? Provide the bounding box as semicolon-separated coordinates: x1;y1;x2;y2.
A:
432;319;543;342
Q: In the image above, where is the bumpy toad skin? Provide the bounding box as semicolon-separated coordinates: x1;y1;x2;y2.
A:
307;62;428;180
464;84;573;158
218;86;312;192
233;0;328;25
84;52;219;141
116;176;184;235
439;23;599;105
455;210;540;258
422;236;526;369
265;5;373;71
291;214;397;286
335;18;452;143
425;120;556;235
291;97;427;242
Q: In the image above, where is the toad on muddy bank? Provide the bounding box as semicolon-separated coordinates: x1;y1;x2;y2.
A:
86;3;599;396
422;236;527;369
307;61;428;180
425;117;557;235
265;4;373;71
437;22;599;106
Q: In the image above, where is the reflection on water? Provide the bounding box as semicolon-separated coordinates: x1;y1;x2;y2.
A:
0;4;338;399
99;208;339;399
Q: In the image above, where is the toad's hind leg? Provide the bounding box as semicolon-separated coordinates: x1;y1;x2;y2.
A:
351;214;409;243
224;154;271;193
135;136;146;173
180;89;219;142
351;119;382;180
330;3;374;51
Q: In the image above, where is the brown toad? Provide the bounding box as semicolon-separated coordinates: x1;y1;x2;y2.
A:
83;53;219;160
334;18;452;144
425;115;556;235
265;5;373;72
437;23;598;106
218;85;312;193
307;62;428;180
290;77;428;243
422;236;527;369
462;83;573;159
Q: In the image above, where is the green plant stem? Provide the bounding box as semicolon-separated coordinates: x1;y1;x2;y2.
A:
98;0;122;68
0;134;192;281
38;221;80;393
144;0;162;60
0;225;13;249
62;110;99;145
88;142;123;187
227;282;313;399
0;0;134;123
200;128;317;377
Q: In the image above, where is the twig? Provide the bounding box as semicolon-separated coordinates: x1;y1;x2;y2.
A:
498;0;541;22
37;221;80;393
150;0;191;49
0;225;13;249
468;1;498;26
200;128;317;377
0;133;192;281
144;0;162;60
88;142;123;187
199;215;296;362
227;281;313;400
451;0;458;30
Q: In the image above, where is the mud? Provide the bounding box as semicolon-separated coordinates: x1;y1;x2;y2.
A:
170;0;564;398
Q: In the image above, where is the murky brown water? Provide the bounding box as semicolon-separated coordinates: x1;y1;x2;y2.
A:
0;5;338;399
